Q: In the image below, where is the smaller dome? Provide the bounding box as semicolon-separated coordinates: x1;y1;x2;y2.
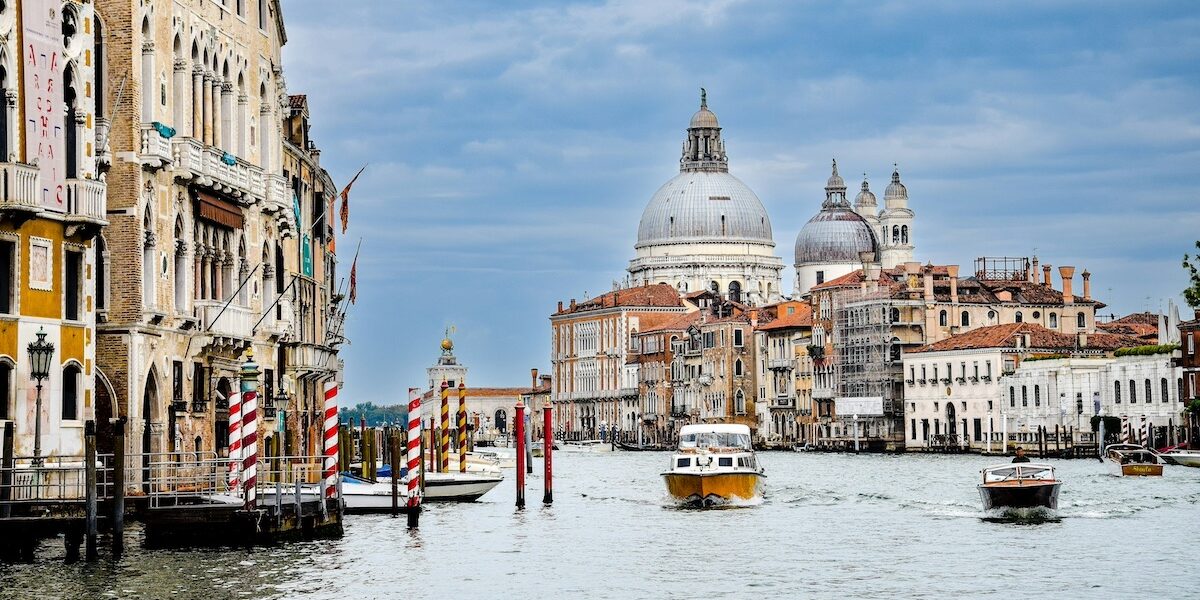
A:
854;177;876;207
884;166;907;200
690;106;719;128
794;207;879;266
826;159;845;190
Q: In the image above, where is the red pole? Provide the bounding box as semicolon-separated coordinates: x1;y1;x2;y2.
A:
515;400;526;508
543;403;553;505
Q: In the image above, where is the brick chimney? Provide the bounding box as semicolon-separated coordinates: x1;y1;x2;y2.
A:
1081;269;1091;300
947;265;959;304
922;263;934;302
1031;257;1039;283
531;368;539;389
570;299;576;311
1042;264;1052;288
1059;266;1075;304
750;309;759;328
557;301;563;312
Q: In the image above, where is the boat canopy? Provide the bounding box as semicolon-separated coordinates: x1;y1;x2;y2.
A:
679;430;751;451
981;463;1056;483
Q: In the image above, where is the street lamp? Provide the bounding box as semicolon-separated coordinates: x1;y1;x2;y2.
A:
27;327;55;466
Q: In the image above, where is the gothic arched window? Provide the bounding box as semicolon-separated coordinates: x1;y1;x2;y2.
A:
901;225;908;244
1077;313;1085;328
892;225;900;244
939;310;947;327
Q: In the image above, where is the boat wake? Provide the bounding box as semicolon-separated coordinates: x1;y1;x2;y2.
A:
663;494;764;510
981;506;1060;524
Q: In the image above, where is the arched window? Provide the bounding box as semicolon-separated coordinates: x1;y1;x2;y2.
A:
0;60;9;159
258;81;271;170
890;307;900;323
939;310;947;327
1021;386;1028;407
142;206;156;308
1077;313;1085;328
1129;379;1136;403
62;363;82;421
735;389;746;415
1114;380;1121;403
709;281;720;295
173;217;187;311
734;359;743;376
64;64;80;179
140;16;154;121
901;225;909;244
494;409;507;434
0;360;11;420
892;225;899;244
1162;378;1170;403
1145;379;1152;403
728;281;742;303
1049;313;1058;328
961;311;970;327
1009;387;1016;408
1015;311;1023;323
1034;385;1040;407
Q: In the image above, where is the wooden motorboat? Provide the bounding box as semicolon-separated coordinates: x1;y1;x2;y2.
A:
1160;448;1200;468
662;424;764;507
977;463;1061;510
1105;443;1164;477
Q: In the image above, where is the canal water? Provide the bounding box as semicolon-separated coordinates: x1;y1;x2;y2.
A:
2;452;1198;599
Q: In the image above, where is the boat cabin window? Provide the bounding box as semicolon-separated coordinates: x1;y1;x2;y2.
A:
679;431;752;450
718;457;733;467
676;457;691;468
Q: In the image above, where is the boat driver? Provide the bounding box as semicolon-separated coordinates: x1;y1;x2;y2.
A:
1012;447;1030;463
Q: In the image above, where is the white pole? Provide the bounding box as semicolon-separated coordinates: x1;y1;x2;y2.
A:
853;414;860;452
1002;414;1008;455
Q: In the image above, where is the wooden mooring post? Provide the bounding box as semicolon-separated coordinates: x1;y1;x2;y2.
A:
112;417;126;557
1;422;13;519
390;431;401;517
85;420;98;561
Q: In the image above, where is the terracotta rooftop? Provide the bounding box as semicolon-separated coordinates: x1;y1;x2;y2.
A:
756;305;814;331
642;310;702;333
422;387;529;400
910;323;1142;354
555;283;684;315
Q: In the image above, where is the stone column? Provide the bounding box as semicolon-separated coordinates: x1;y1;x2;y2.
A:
195;243;205;300
213;254;224;301
237;93;249;157
259;104;272;172
220;81;234;151
212;79;224;149
173;59;190;136
203;71;214;145
191;66;204;139
141;42;155;122
3;89;16;160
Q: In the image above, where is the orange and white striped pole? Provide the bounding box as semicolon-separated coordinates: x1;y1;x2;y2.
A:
440;380;450;473
322;381;340;500
227;391;242;494
458;383;468;473
240;349;261;510
406;388;422;528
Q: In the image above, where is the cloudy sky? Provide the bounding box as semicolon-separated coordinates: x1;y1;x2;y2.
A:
281;0;1200;402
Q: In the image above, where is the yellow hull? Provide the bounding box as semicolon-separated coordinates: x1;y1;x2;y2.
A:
662;471;763;506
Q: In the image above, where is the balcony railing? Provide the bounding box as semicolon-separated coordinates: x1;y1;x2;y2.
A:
64;178;107;225
286;342;336;376
140;123;173;169
173;137;266;204
813;386;835;400
768;358;794;371
618;386;638;398
195;300;254;340
0;162;41;212
642;412;657;422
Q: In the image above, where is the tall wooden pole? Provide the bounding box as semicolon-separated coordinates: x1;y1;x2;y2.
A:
515;399;526;508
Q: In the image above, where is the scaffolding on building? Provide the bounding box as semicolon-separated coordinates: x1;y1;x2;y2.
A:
974;256;1030;281
831;284;904;448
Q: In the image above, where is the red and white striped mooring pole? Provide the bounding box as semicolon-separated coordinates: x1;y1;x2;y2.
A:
228;391;242;494
543;402;553;505
406;388;423;527
323;381;340;502
240;349;260;510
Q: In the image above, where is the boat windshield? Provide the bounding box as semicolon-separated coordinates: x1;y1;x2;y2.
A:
982;464;1055;483
680;432;752;450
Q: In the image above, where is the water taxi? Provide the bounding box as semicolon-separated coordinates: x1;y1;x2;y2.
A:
1161;448;1200;468
1104;443;1164;477
662;424;764;507
977;463;1061;510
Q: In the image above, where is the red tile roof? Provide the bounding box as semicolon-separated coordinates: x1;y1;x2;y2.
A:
642;310;702;333
555;283;684;315
910;323;1142;354
756;304;814;331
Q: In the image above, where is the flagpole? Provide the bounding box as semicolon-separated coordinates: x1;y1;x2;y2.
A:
328;239;362;344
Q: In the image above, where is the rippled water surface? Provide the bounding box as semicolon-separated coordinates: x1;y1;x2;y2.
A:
3;452;1199;599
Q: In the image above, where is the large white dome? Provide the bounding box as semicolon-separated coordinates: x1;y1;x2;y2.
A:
636;171;775;248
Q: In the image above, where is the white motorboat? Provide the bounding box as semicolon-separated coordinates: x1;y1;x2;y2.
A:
662;424;765;507
1161;448;1200;468
977;463;1061;510
341;471;504;513
559;440;614;453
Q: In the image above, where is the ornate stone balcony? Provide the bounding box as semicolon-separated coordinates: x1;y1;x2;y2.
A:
139;123;174;170
172;137;266;205
285;342;337;378
0;162;41;218
263;173;295;236
63;178;107;227
768;358;794;371
195;299;254;343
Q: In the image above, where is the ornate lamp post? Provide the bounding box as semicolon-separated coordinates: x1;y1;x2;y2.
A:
27;327;55;466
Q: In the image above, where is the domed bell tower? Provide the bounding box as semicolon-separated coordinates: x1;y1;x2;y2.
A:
879;166;914;269
427;329;468;391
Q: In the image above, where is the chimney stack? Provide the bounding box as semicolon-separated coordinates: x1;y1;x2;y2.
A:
750;309;759;328
570;299;576;311
1059;266;1075;304
540;374;552;389
1081;269;1091;300
947;265;960;304
1077;332;1088;349
922;263;934;302
1031;257;1040;283
557;301;564;312
1042;264;1052;288
531;368;539;389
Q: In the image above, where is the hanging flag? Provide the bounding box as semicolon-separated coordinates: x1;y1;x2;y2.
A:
292;192;302;229
340;165;366;234
349;256;358;305
301;234;313;277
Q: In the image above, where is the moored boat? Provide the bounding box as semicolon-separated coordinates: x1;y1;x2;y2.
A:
1104;443;1164;477
559;439;614;453
661;424;764;507
341;471;504;513
1161;448;1200;468
977;463;1061;510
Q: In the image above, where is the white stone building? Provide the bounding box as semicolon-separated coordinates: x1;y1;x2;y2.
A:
627;92;784;305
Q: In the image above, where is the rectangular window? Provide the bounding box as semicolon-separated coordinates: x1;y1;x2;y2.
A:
733;328;744;347
172;361;184;405
0;239;14;314
192;363;205;407
816;271;825;285
62;367;79;421
0;364;9;420
64;250;83;321
264;368;275;408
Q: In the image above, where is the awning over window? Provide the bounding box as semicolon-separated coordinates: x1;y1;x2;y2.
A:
195;190;244;229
